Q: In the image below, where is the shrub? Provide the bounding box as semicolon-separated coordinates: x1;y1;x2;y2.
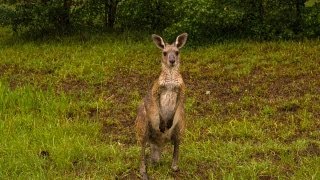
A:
303;2;320;37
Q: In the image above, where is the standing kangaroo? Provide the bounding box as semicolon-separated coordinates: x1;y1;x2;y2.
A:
135;33;188;179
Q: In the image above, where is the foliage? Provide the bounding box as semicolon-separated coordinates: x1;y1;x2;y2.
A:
0;0;320;41
261;0;301;39
0;4;15;27
116;0;180;32
0;0;72;34
71;0;104;28
303;2;320;37
164;0;246;42
164;0;320;41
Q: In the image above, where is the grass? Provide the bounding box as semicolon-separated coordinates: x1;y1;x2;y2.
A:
0;28;319;179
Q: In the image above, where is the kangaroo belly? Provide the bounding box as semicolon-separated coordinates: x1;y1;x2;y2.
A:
160;90;178;121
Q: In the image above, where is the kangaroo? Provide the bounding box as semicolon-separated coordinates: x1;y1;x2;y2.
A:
135;33;188;180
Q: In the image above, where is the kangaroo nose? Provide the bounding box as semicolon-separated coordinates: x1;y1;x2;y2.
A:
169;54;175;64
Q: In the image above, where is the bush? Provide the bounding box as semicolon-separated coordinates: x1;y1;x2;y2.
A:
71;0;104;28
1;1;72;35
303;3;320;37
0;0;319;41
116;0;180;32
164;0;314;42
164;0;246;43
0;4;15;27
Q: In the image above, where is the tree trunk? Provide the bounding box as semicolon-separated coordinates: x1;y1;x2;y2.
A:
294;0;305;33
105;0;118;29
152;1;161;31
62;0;71;29
258;0;264;24
104;0;108;27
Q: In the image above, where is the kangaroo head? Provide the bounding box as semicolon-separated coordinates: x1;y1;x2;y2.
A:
152;33;188;68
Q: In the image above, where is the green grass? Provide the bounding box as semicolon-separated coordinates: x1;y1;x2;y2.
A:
0;28;320;179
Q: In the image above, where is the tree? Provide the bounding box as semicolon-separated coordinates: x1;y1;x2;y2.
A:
104;0;120;29
294;0;306;33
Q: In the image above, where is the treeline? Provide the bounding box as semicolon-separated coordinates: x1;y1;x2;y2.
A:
0;0;319;41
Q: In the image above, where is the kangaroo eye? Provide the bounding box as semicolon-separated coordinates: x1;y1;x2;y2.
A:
163;52;167;56
175;51;179;55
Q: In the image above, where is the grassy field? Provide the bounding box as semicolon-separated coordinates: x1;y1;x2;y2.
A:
0;28;319;179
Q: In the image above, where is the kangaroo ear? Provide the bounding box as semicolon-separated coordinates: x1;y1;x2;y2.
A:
152;34;165;49
175;33;188;49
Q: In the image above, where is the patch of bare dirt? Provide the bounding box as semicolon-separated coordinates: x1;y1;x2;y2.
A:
98;70;156;103
298;142;320;156
183;64;320;120
0;63;54;90
57;75;88;94
250;150;281;163
115;169;139;180
101;115;136;145
258;174;278;180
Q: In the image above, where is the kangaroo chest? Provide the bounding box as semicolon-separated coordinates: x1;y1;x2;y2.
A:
159;79;180;122
157;69;182;132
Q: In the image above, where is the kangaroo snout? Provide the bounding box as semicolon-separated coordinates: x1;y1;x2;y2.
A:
169;59;175;65
169;54;176;64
